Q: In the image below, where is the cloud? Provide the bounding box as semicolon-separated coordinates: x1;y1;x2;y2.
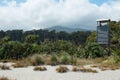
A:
0;0;120;30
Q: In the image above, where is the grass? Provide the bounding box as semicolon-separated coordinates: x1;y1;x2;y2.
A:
99;64;120;71
77;58;106;65
56;66;69;73
27;54;44;66
42;54;59;66
12;61;28;68
90;57;120;71
50;54;58;66
91;64;100;68
72;66;80;72
0;65;10;70
33;66;47;71
80;67;98;73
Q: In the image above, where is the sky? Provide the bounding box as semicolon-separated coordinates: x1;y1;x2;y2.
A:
0;0;120;31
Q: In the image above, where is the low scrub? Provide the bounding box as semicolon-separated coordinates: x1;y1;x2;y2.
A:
56;66;69;73
33;66;47;71
60;54;70;64
72;66;80;72
28;54;44;66
91;64;100;68
98;58;120;71
12;61;28;68
80;68;98;73
50;54;58;66
99;64;120;71
0;65;10;70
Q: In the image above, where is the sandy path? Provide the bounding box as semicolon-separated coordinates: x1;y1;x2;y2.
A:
0;64;120;80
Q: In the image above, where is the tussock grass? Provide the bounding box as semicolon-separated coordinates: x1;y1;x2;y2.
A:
80;67;98;73
56;66;69;73
96;57;120;71
27;54;44;66
43;54;59;66
50;54;58;66
33;66;47;71
0;65;10;70
99;64;120;71
77;58;105;65
72;66;80;72
12;61;28;68
91;64;100;68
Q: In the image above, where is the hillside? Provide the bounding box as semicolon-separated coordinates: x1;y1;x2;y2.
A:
47;26;89;33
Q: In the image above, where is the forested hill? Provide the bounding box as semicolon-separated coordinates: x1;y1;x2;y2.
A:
47;26;89;33
0;29;91;45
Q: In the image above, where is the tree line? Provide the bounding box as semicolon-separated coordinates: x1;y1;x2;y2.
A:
0;29;91;45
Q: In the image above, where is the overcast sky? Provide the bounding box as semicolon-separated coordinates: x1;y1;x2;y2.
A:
0;0;120;31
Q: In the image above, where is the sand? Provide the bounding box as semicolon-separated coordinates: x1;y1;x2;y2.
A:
0;63;120;80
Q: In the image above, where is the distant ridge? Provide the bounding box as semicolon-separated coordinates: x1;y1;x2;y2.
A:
47;26;89;33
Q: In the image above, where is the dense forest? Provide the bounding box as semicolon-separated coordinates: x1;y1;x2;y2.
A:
0;21;120;64
0;29;91;45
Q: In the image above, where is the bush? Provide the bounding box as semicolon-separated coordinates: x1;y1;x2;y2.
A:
70;56;77;65
12;61;28;68
51;54;57;62
84;42;106;59
56;66;69;73
60;53;69;64
0;65;10;70
0;41;24;60
80;67;98;73
99;63;120;71
72;66;79;72
28;54;44;66
113;50;120;63
34;66;47;71
50;54;58;65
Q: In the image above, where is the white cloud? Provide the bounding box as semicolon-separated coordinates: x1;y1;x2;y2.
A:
0;0;120;30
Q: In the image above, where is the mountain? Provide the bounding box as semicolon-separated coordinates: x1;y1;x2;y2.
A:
47;26;89;33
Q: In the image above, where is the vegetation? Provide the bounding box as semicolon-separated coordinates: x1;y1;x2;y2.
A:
50;54;58;65
60;53;70;64
33;66;47;71
84;42;106;59
0;21;120;67
79;68;98;73
56;66;69;73
27;54;44;66
72;66;80;72
0;65;10;70
12;61;28;68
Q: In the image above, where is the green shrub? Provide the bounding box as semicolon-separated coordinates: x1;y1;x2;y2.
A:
113;50;120;63
50;54;58;65
51;54;57;62
84;42;106;59
60;54;69;64
70;56;77;65
28;54;44;66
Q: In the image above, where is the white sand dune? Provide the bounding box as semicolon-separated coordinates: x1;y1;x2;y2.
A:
0;63;120;80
